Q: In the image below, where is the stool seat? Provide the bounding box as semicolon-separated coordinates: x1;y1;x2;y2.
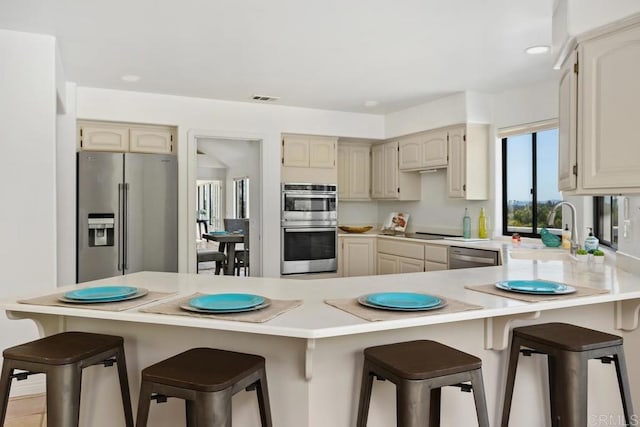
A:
136;347;272;427
3;331;124;365
142;348;265;392
357;340;489;427
501;323;634;427
365;340;482;380
513;322;622;352
0;331;133;427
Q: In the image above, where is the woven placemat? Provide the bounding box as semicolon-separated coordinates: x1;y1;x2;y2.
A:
140;293;303;323
18;290;176;312
324;295;483;322
465;282;609;303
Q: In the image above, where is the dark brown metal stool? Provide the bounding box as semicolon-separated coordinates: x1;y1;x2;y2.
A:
136;347;272;427
0;331;134;427
356;340;489;427
501;322;635;427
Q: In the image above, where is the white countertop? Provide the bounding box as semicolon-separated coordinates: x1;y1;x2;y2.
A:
338;231;506;252
3;259;640;340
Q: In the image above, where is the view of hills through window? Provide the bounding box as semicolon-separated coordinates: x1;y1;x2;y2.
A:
503;128;562;236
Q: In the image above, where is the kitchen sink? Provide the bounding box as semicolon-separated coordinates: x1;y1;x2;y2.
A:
509;247;575;261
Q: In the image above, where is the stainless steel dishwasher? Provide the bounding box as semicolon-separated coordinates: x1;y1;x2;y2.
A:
448;246;499;269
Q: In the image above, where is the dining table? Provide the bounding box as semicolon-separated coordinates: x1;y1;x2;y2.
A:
202;231;245;275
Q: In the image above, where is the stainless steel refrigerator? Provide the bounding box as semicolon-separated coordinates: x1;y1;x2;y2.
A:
77;152;178;283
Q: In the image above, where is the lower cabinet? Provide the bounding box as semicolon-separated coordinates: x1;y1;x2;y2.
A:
424;244;448;271
340;237;376;277
376;239;425;275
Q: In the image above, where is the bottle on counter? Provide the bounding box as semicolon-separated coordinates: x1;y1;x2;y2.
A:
478;208;487;239
463;208;471;239
562;224;571;250
584;227;600;252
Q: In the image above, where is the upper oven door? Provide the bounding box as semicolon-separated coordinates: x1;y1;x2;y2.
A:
281;189;337;223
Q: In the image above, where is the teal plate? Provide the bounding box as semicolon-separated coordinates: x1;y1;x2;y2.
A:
364;292;442;309
59;288;148;304
64;286;138;301
495;280;576;295
180;298;271;314
358;295;447;312
189;293;265;311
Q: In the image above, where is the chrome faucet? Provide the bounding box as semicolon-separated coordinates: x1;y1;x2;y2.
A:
547;202;580;254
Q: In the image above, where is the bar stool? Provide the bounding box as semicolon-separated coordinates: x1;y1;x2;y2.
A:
501;322;634;427
0;331;134;427
136;347;272;427
356;340;489;427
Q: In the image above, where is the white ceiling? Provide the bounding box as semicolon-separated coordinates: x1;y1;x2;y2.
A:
0;0;557;114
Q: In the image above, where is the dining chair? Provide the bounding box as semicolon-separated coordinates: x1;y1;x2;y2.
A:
234;224;250;276
224;218;250;276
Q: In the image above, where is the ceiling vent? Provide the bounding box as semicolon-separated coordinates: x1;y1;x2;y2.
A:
251;94;280;102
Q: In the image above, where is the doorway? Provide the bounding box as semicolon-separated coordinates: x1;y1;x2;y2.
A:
193;136;262;276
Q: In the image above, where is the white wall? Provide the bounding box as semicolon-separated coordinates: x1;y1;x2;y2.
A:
0;29;58;395
618;196;640;260
384;92;467;138
76;87;384;277
56;82;77;286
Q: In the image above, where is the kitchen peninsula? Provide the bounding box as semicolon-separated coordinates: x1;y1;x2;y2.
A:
2;260;640;426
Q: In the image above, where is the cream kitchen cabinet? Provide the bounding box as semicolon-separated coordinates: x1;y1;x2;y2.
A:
447;124;489;200
282;134;338;184
78;123;129;152
371;141;421;200
337;143;371;200
398;129;448;171
129;128;174;154
558;18;640;194
339;236;376;277
78;121;175;154
376;238;424;275
424;244;448;271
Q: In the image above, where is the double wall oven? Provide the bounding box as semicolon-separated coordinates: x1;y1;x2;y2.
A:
281;183;337;275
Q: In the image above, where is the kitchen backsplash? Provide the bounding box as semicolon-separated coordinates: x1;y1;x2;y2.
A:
338;171;489;236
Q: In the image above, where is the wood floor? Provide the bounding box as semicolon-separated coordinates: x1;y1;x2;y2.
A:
4;394;46;427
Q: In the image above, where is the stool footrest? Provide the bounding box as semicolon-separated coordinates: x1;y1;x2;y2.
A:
10;371;32;381
520;349;546;357
451;382;473;393
151;393;168;404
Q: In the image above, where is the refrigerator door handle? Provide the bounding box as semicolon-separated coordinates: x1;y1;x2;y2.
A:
122;183;129;270
117;183;124;271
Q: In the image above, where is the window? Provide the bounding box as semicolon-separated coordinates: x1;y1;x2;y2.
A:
233;177;250;219
502;126;562;237
197;180;223;230
594;196;618;249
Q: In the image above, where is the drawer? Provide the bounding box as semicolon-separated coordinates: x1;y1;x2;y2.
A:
378;239;424;259
424;244;448;263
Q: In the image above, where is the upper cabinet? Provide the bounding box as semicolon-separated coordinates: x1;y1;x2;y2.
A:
78;121;175;154
559;18;640;194
281;134;338;184
338;143;371;200
447;124;489;200
398;129;448;171
371;141;421;200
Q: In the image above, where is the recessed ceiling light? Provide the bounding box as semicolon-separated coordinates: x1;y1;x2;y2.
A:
121;74;141;82
525;45;550;55
364;100;379;108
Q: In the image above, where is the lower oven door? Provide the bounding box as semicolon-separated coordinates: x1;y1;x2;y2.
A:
281;227;337;275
